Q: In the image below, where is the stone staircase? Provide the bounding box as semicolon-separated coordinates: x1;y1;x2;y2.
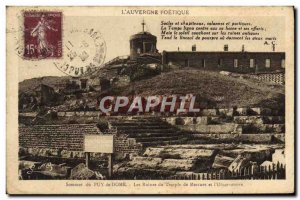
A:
107;116;187;147
107;107;285;147
163;107;285;143
110;107;285;179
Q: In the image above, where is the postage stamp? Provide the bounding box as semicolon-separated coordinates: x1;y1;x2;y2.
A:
23;11;62;59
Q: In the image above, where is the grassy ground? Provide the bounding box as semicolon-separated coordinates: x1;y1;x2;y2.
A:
19;76;69;94
18;68;285;110
120;68;285;109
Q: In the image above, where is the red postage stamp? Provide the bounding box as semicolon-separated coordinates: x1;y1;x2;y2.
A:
23;11;62;59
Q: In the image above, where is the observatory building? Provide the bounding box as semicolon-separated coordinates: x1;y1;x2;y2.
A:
162;44;285;74
130;20;158;60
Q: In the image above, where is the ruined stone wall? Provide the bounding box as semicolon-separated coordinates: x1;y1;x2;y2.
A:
19;123;143;159
19;133;143;160
163;107;285;143
19;146;111;160
114;134;143;156
247;72;285;85
57;111;99;118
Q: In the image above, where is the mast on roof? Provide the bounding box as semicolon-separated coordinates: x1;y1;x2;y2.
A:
141;19;145;33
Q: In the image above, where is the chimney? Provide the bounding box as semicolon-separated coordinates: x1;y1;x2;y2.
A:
272;43;276;52
224;44;228;51
192;44;196;51
242;45;245;52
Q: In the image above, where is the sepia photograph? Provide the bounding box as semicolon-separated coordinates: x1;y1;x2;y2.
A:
6;6;295;195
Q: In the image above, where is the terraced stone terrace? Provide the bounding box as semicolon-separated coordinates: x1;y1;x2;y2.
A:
107;116;188;147
18;106;285;180
106;107;285;147
107;107;285;179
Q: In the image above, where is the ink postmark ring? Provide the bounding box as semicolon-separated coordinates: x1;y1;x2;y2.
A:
8;10;107;77
53;28;107;77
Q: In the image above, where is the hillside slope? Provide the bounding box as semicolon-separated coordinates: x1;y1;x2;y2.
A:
18;69;285;111
19;76;69;94
120;69;284;109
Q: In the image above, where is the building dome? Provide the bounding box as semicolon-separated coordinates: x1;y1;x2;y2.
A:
129;21;158;60
130;31;157;40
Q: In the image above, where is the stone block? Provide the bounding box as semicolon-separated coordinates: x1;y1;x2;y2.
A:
85;111;99;117
195;117;209;125
219;108;234;117
239;134;272;143
19;160;39;170
70;163;98;180
159;159;195;171
251;124;285;133
65;112;75;117
201;109;218;116
37;148;49;156
212;154;235;168
49;149;59;156
128;157;162;168
143;147;164;157
177;123;240;134
30;148;40;156
250;107;272;115
72;151;83;158
273;134;285;143
61;150;72;158
235;108;249;116
76;112;85;116
144;147;215;160
167;117;195;125
182;117;194;125
210;117;222;124
195;123;238;134
233;116;264;124
164;117;176;125
273;124;285;133
57;112;66;117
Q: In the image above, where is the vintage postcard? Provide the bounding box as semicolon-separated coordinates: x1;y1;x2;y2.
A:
6;6;294;194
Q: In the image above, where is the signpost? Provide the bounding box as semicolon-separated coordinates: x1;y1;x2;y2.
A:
84;135;114;178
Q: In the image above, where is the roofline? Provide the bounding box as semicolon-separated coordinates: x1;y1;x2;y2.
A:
164;51;285;54
130;33;157;40
20;124;98;127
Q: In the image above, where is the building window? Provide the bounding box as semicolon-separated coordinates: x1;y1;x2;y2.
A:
281;59;285;68
218;58;223;67
250;59;255;68
234;59;238;68
265;59;271;68
202;59;206;68
143;42;153;53
185;59;189;67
